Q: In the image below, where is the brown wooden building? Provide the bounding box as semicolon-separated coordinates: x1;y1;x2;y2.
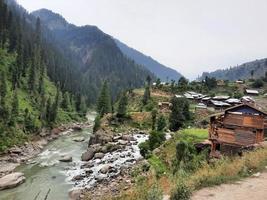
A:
209;104;267;157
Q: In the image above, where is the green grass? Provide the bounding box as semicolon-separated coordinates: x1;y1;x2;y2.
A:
180;128;208;140
148;154;168;177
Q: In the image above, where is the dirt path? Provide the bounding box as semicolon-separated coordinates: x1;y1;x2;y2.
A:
192;171;267;200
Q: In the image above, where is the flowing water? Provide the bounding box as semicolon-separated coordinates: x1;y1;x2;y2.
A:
0;113;148;200
0;113;96;200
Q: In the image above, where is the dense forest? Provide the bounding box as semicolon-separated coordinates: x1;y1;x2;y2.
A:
32;9;155;103
199;58;267;81
0;0;86;151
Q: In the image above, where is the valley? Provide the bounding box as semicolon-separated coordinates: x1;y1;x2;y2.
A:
1;0;267;200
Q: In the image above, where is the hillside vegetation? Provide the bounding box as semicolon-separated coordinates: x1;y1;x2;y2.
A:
200;58;267;81
31;9;155;103
0;0;84;152
88;75;267;200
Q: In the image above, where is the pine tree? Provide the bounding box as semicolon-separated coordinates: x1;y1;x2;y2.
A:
38;63;45;94
50;88;60;123
169;97;189;131
146;75;152;86
151;109;158;130
46;97;52;123
93;115;101;133
142;85;150;105
28;59;36;93
39;90;46;123
97;81;112;116
61;92;71;111
79;96;87;116
117;92;128;118
0;71;9;122
157;114;166;132
10;90;19;125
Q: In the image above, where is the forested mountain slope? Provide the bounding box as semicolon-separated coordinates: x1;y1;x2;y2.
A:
0;0;84;151
199;58;267;80
115;39;183;82
32;9;155;102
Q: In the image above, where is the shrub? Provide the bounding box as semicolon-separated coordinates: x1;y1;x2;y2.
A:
174;140;207;172
93;115;101;133
149;130;166;150
171;181;192;200
139;141;151;158
148;155;167;177
157;115;167;131
146;184;163;200
252;79;264;88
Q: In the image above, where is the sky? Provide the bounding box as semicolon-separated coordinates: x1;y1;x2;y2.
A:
17;0;267;79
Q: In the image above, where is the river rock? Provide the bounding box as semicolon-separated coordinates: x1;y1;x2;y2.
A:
122;135;135;141
94;152;105;159
100;165;111;174
118;140;128;145
59;155;72;162
89;129;113;145
81;148;95;161
51;128;61;135
9;147;22;154
72;174;85;181
73;126;82;131
81;162;94;169
69;189;82;200
0;172;26;190
73;137;85;142
0;163;19;174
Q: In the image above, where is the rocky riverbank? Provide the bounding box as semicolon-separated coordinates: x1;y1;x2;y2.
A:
65;128;149;199
0;121;91;179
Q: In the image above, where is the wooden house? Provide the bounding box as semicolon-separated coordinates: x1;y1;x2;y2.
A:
209;104;267;157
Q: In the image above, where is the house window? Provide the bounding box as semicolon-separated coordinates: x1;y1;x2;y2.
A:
215;143;221;151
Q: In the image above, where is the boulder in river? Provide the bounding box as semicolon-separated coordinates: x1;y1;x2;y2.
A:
94;152;105;159
51;128;61;135
81;148;95;161
73;137;85;142
9;147;22;154
0;172;26;190
59;155;72;162
118;140;128;145
122;135;135;141
72;126;82;131
100;165;111;174
89;129;113;145
69;189;82;200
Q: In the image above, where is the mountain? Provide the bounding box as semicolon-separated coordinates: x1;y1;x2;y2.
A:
199;58;267;81
32;9;155;102
0;0;86;151
115;39;183;82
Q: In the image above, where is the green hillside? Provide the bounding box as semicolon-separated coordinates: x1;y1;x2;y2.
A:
0;0;84;152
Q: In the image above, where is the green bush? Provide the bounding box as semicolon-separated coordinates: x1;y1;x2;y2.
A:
174;140;207;172
252;79;264;88
139;141;151;158
148;155;167;177
144;100;156;111
146;184;163;200
93;115;101;133
157;115;166;131
149;130;166;150
170;181;192;200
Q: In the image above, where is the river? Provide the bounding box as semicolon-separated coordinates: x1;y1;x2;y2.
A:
0;113;96;200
